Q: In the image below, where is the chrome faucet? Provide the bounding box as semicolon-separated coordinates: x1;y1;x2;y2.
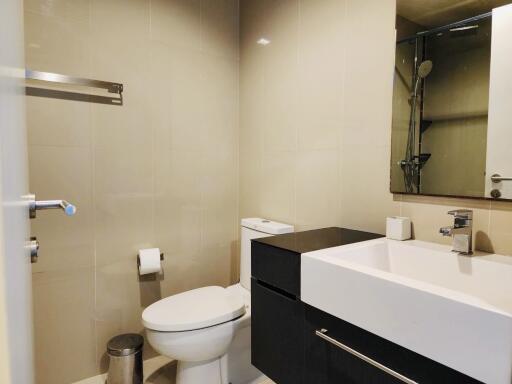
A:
439;209;473;255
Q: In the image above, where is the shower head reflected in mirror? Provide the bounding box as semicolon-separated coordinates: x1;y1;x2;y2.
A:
403;59;434;193
418;60;433;79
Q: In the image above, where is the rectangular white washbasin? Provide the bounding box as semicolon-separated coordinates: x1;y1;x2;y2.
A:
302;238;512;384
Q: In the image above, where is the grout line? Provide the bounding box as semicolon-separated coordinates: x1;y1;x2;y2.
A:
23;8;88;23
293;0;301;228
487;200;493;238
149;0;153;41
199;0;203;53
339;0;348;227
151;80;156;244
235;0;241;284
25;143;94;149
338;0;349;227
87;0;100;370
148;0;156;251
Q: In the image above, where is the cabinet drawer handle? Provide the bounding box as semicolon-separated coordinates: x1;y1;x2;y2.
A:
315;329;418;384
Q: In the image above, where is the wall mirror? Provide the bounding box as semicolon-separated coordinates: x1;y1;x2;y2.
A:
391;0;512;200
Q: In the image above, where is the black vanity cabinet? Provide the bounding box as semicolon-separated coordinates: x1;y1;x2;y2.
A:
251;227;383;384
251;241;304;384
251;227;483;384
303;304;481;384
304;305;399;384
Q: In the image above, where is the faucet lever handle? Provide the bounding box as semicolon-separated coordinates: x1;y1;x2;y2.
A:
447;209;473;220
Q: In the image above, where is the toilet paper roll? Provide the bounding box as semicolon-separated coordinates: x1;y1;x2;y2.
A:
138;248;162;275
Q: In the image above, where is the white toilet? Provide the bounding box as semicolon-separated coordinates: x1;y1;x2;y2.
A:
142;218;294;384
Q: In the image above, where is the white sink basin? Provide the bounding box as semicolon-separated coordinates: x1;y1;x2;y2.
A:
302;238;512;384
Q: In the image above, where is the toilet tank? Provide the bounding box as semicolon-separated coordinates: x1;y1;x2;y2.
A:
240;218;294;291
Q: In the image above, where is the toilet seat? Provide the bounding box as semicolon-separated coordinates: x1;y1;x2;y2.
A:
142;286;245;332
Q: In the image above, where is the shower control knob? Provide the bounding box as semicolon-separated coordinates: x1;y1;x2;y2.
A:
26;237;39;263
24;193;77;219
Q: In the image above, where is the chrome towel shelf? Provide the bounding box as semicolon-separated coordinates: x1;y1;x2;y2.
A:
25;69;123;95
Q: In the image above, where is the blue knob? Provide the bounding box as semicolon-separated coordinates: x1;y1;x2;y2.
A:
64;204;76;216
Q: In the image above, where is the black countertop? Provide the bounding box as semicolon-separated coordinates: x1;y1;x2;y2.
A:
253;227;383;254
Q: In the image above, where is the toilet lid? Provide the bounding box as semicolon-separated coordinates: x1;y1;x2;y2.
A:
142;286;246;332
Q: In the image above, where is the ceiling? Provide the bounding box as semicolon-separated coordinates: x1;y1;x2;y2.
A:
397;0;512;27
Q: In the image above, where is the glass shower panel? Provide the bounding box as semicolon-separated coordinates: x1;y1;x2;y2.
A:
420;17;492;197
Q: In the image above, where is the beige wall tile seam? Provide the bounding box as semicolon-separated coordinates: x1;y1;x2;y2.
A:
150;45;156;259
149;0;153;41
235;0;241;268
27;143;91;149
84;0;98;370
339;0;349;226
294;0;302;228
23;8;88;23
198;37;205;258
485;200;492;236
488;200;496;241
90;98;99;371
199;0;203;53
340;0;349;228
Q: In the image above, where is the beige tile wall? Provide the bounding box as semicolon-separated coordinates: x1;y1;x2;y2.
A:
239;0;512;255
240;0;345;232
24;1;239;383
24;0;512;383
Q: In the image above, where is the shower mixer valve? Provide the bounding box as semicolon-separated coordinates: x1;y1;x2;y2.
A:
23;193;77;219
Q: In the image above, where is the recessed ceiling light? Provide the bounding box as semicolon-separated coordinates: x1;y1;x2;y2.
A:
257;38;271;46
